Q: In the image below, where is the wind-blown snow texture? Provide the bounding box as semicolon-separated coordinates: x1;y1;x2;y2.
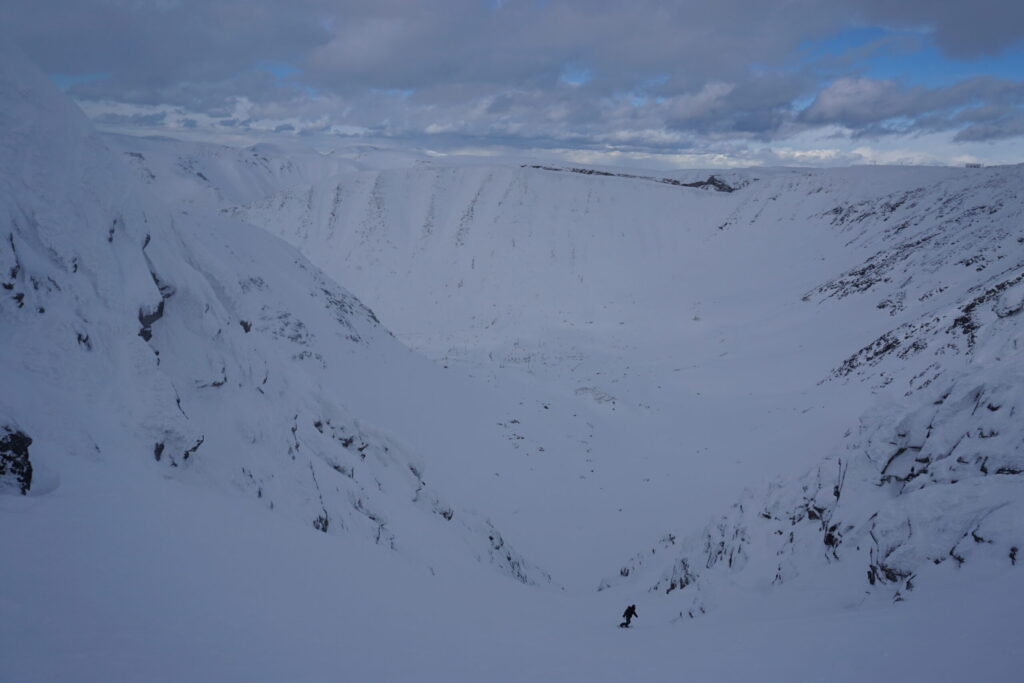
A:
2;45;1022;683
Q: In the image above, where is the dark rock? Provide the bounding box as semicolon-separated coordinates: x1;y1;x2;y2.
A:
521;164;738;193
0;427;33;495
138;300;164;341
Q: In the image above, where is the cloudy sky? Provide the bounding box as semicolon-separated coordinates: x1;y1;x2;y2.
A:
6;0;1024;167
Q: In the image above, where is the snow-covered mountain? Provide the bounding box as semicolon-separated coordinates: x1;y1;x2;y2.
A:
594;166;1024;615
0;46;550;587
3;44;1022;683
177;139;1024;613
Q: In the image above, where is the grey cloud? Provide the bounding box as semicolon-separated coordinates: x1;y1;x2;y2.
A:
857;0;1024;58
801;78;907;126
9;1;1006;98
4;0;1023;155
68;67;293;110
3;0;330;85
954;115;1024;142
300;0;842;94
0;0;867;98
94;111;167;126
800;76;1024;139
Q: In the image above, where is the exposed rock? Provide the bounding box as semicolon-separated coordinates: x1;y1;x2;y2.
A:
0;427;33;495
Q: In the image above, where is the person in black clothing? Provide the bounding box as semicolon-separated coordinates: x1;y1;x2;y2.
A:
620;604;638;628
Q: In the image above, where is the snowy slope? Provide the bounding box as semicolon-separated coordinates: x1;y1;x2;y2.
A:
0;46;549;586
4;449;1020;683
217;151;1024;610
3;44;1023;682
600;356;1024;616
103;134;433;209
91;123;1024;603
595;169;1024;612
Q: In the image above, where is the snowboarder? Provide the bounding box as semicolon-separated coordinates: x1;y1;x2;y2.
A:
619;604;638;628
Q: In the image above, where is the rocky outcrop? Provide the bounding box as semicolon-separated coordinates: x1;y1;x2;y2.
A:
601;369;1023;617
0;427;32;495
522;164;741;192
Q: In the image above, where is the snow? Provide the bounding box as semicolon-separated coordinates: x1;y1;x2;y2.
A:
1;43;1022;681
0;44;549;588
3;458;1020;683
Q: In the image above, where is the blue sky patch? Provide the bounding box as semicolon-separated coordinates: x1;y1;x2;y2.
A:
49;72;110;91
